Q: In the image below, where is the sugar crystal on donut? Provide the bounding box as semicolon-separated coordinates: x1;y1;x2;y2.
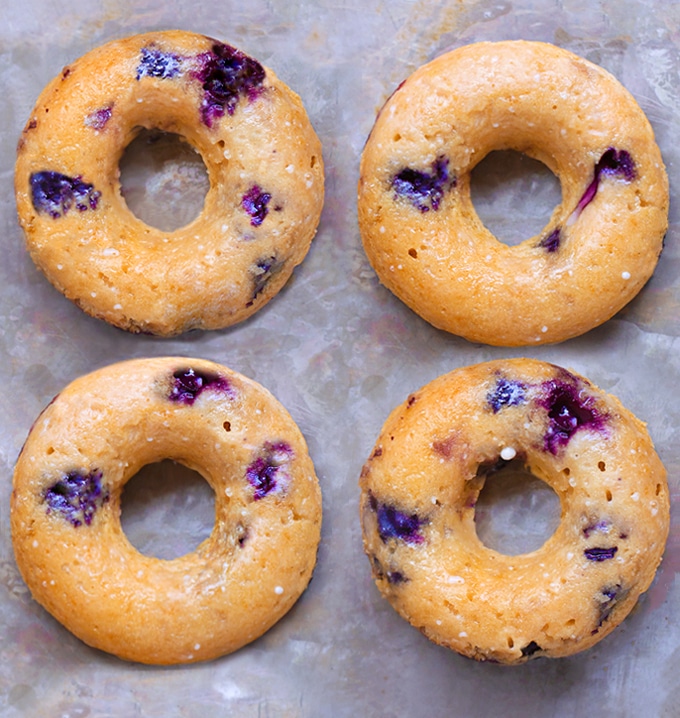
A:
391;156;454;212
195;42;266;127
44;469;108;527
169;367;232;405
30;171;101;218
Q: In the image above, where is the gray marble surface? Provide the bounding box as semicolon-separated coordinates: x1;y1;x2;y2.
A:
1;1;679;716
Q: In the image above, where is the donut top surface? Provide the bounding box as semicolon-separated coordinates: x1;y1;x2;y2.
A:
358;40;669;346
15;31;324;335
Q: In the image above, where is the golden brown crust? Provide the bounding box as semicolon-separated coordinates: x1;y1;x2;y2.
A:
359;358;669;663
15;31;324;336
11;357;322;664
358;41;668;346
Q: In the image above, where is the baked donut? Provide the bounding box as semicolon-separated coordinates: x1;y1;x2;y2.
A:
11;357;322;665
15;30;324;336
358;41;668;346
359;358;669;663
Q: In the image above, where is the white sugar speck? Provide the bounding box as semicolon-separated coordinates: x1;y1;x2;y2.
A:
459;631;468;638
275;586;284;595
500;446;516;461
622;271;631;280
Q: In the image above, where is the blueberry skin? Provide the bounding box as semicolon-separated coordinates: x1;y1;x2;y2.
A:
584;546;618;562
30;171;101;218
368;493;425;545
539;376;607;454
242;185;271;226
537;227;561;253
391;156;455;212
194;42;266;127
576;148;636;213
44;470;108;527
487;377;527;413
168;368;232;405
136;47;182;80
245;442;293;500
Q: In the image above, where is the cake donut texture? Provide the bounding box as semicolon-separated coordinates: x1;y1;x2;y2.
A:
15;30;324;336
360;358;669;663
11;357;322;664
358;41;668;346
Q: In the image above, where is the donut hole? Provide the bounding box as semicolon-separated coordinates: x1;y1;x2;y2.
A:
121;459;215;559
119;129;209;231
474;460;561;555
470;150;561;246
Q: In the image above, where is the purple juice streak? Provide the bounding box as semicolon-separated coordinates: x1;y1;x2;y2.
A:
583;519;611;538
136;47;182;80
84;106;113;131
584;546;618;562
539;377;607;455
538;227;561;253
369;493;424;545
169;367;232;405
391;156;454;212
487;377;527;413
242;185;271;226
576;148;636;214
44;470;108;527
30;171;101;218
194;42;266;127
245;441;293;500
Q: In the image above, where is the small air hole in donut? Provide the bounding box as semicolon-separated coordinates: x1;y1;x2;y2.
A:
598;461;606;471
475;459;560;555
408;248;418;258
507;636;514;648
310;155;318;168
46;446;55;455
393;133;402;142
563;467;571;476
119;129;209;232
656;483;662;496
606;489;613;502
223;421;231;432
121;459;214;560
470;150;561;247
566;618;576;627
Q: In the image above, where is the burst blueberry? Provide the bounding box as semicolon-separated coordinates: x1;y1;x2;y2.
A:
169;367;232;405
194;42;266;127
245;442;293;500
487;377;527;413
44;469;108;527
391;156;455;212
584;546;618;562
576;147;636;214
248;255;284;305
369;493;424;544
242;185;271;226
136;46;182;80
84;106;113;131
537;227;561;253
539;376;607;455
30;171;101;218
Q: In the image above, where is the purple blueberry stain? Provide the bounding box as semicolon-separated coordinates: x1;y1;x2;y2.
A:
245;441;294;500
168;367;232;405
136;46;182;80
487;377;527;413
594;584;625;631
242;185;271;226
584;546;618;562
193;41;266;127
44;469;108;527
575;148;636;214
583;519;611;538
391;156;455;212
84;105;113;131
30;171;101;218
539;376;607;455
247;255;285;305
537;227;561;253
368;492;425;545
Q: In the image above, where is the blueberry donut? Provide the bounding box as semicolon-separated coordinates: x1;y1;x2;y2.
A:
11;357;322;664
358;41;668;346
15;30;324;336
360;358;669;663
